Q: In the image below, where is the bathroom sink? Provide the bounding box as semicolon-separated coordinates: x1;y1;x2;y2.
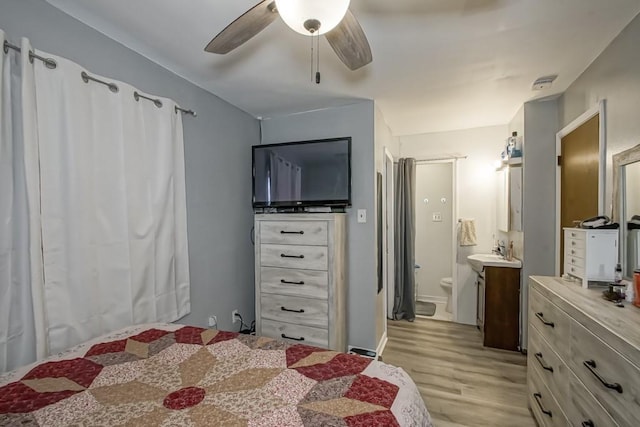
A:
467;254;522;272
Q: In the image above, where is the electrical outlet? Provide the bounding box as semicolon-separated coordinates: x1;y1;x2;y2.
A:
208;315;217;328
232;309;239;323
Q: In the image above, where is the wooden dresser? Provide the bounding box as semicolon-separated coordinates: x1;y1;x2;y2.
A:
528;276;640;427
254;213;346;352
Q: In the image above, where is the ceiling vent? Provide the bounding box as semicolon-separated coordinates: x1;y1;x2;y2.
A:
532;75;558;91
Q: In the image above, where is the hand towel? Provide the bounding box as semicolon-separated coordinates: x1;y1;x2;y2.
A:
459;219;477;246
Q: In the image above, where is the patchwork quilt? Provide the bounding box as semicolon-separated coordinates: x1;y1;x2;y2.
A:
0;323;431;426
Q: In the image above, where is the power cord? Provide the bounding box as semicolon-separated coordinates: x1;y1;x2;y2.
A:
234;313;255;335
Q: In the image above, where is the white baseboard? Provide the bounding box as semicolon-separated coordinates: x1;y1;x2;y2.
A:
417;295;447;304
376;331;388;358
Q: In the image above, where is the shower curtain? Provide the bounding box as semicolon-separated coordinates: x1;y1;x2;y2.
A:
393;158;416;321
0;32;190;370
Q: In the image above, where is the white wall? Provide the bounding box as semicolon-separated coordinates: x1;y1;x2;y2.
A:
400;125;508;325
261;101;379;350
0;0;260;333
415;163;453;301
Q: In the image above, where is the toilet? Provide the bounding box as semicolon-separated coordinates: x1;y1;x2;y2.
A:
440;277;453;313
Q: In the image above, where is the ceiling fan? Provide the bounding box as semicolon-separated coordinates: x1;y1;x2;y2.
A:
204;0;372;71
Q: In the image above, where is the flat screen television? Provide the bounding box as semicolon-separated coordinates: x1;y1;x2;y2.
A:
252;137;352;208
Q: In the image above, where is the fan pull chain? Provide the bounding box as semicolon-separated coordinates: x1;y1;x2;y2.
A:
310;33;314;83
316;33;321;84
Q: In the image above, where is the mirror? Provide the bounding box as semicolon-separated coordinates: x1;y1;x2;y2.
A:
612;144;640;278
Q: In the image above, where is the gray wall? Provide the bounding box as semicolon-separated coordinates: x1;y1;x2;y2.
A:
0;0;260;331
561;12;640;211
261;102;378;350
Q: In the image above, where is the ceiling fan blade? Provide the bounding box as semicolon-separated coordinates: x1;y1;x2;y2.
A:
325;10;372;71
205;1;278;54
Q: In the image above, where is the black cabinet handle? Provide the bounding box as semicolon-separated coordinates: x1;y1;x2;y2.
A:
535;312;555;328
281;307;305;313
281;230;304;235
281;279;305;285
281;254;305;259
533;393;552;418
281;334;305;341
582;421;594;427
583;360;623;393
535;352;554;372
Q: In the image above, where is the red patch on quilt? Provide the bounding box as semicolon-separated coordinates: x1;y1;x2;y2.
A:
163;387;206;410
286;344;330;367
85;339;127;357
294;353;372;381
129;328;170;344
22;358;103;389
344;375;399;408
345;410;400;427
207;331;239;345
0;382;79;414
174;326;207;345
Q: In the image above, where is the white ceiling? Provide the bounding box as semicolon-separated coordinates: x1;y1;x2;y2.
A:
45;0;640;136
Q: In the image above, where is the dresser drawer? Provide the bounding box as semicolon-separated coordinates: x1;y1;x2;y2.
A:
565;263;585;278
566;245;586;259
570;320;640;427
566;237;586;250
566;255;585;269
566;229;586;242
260;267;328;299
260;221;328;246
528;365;569;427
260;244;328;270
529;288;571;360
528;325;569;409
261;294;328;328
261;319;328;348
566;371;620;427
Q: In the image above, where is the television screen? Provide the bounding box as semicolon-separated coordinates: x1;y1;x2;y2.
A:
252;137;352;208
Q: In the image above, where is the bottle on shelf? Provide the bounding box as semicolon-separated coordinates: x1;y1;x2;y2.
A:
615;263;623;284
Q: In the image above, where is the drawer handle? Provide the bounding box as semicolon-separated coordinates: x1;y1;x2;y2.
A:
281;307;305;313
281;254;305;259
582;421;594;427
533;393;552;418
583;360;623;394
280;230;304;235
535;312;555;328
534;352;554;372
281;334;305;341
281;279;305;285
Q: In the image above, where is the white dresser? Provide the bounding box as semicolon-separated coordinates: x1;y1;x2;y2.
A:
254;213;346;351
563;228;618;288
528;276;640;427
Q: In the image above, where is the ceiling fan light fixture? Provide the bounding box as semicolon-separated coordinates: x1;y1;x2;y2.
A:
275;0;350;35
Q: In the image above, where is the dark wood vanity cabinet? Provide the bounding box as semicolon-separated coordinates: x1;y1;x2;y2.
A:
476;266;521;351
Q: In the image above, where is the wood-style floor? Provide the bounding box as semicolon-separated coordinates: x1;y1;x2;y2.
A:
383;318;536;427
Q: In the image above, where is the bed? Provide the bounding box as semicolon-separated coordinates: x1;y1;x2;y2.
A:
0;323;432;426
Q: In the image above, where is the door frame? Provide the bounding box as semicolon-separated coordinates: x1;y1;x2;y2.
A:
554;100;606;275
383;148;395;323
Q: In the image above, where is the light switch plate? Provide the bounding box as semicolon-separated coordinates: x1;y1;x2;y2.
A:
357;209;367;223
432;212;442;222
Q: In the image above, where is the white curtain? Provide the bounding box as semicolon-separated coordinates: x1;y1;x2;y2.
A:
1;31;190;369
0;32;41;372
269;152;302;202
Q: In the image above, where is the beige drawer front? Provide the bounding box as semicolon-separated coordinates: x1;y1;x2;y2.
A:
261;319;328;348
566;237;586;250
261;294;328;328
565;263;585;278
566;371;620;427
565;229;586;242
570;320;640;427
260;244;328;270
528;325;569;409
529;288;571;360
260;221;328;246
566;245;586;259
528;365;569;427
566;255;585;269
260;267;328;299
